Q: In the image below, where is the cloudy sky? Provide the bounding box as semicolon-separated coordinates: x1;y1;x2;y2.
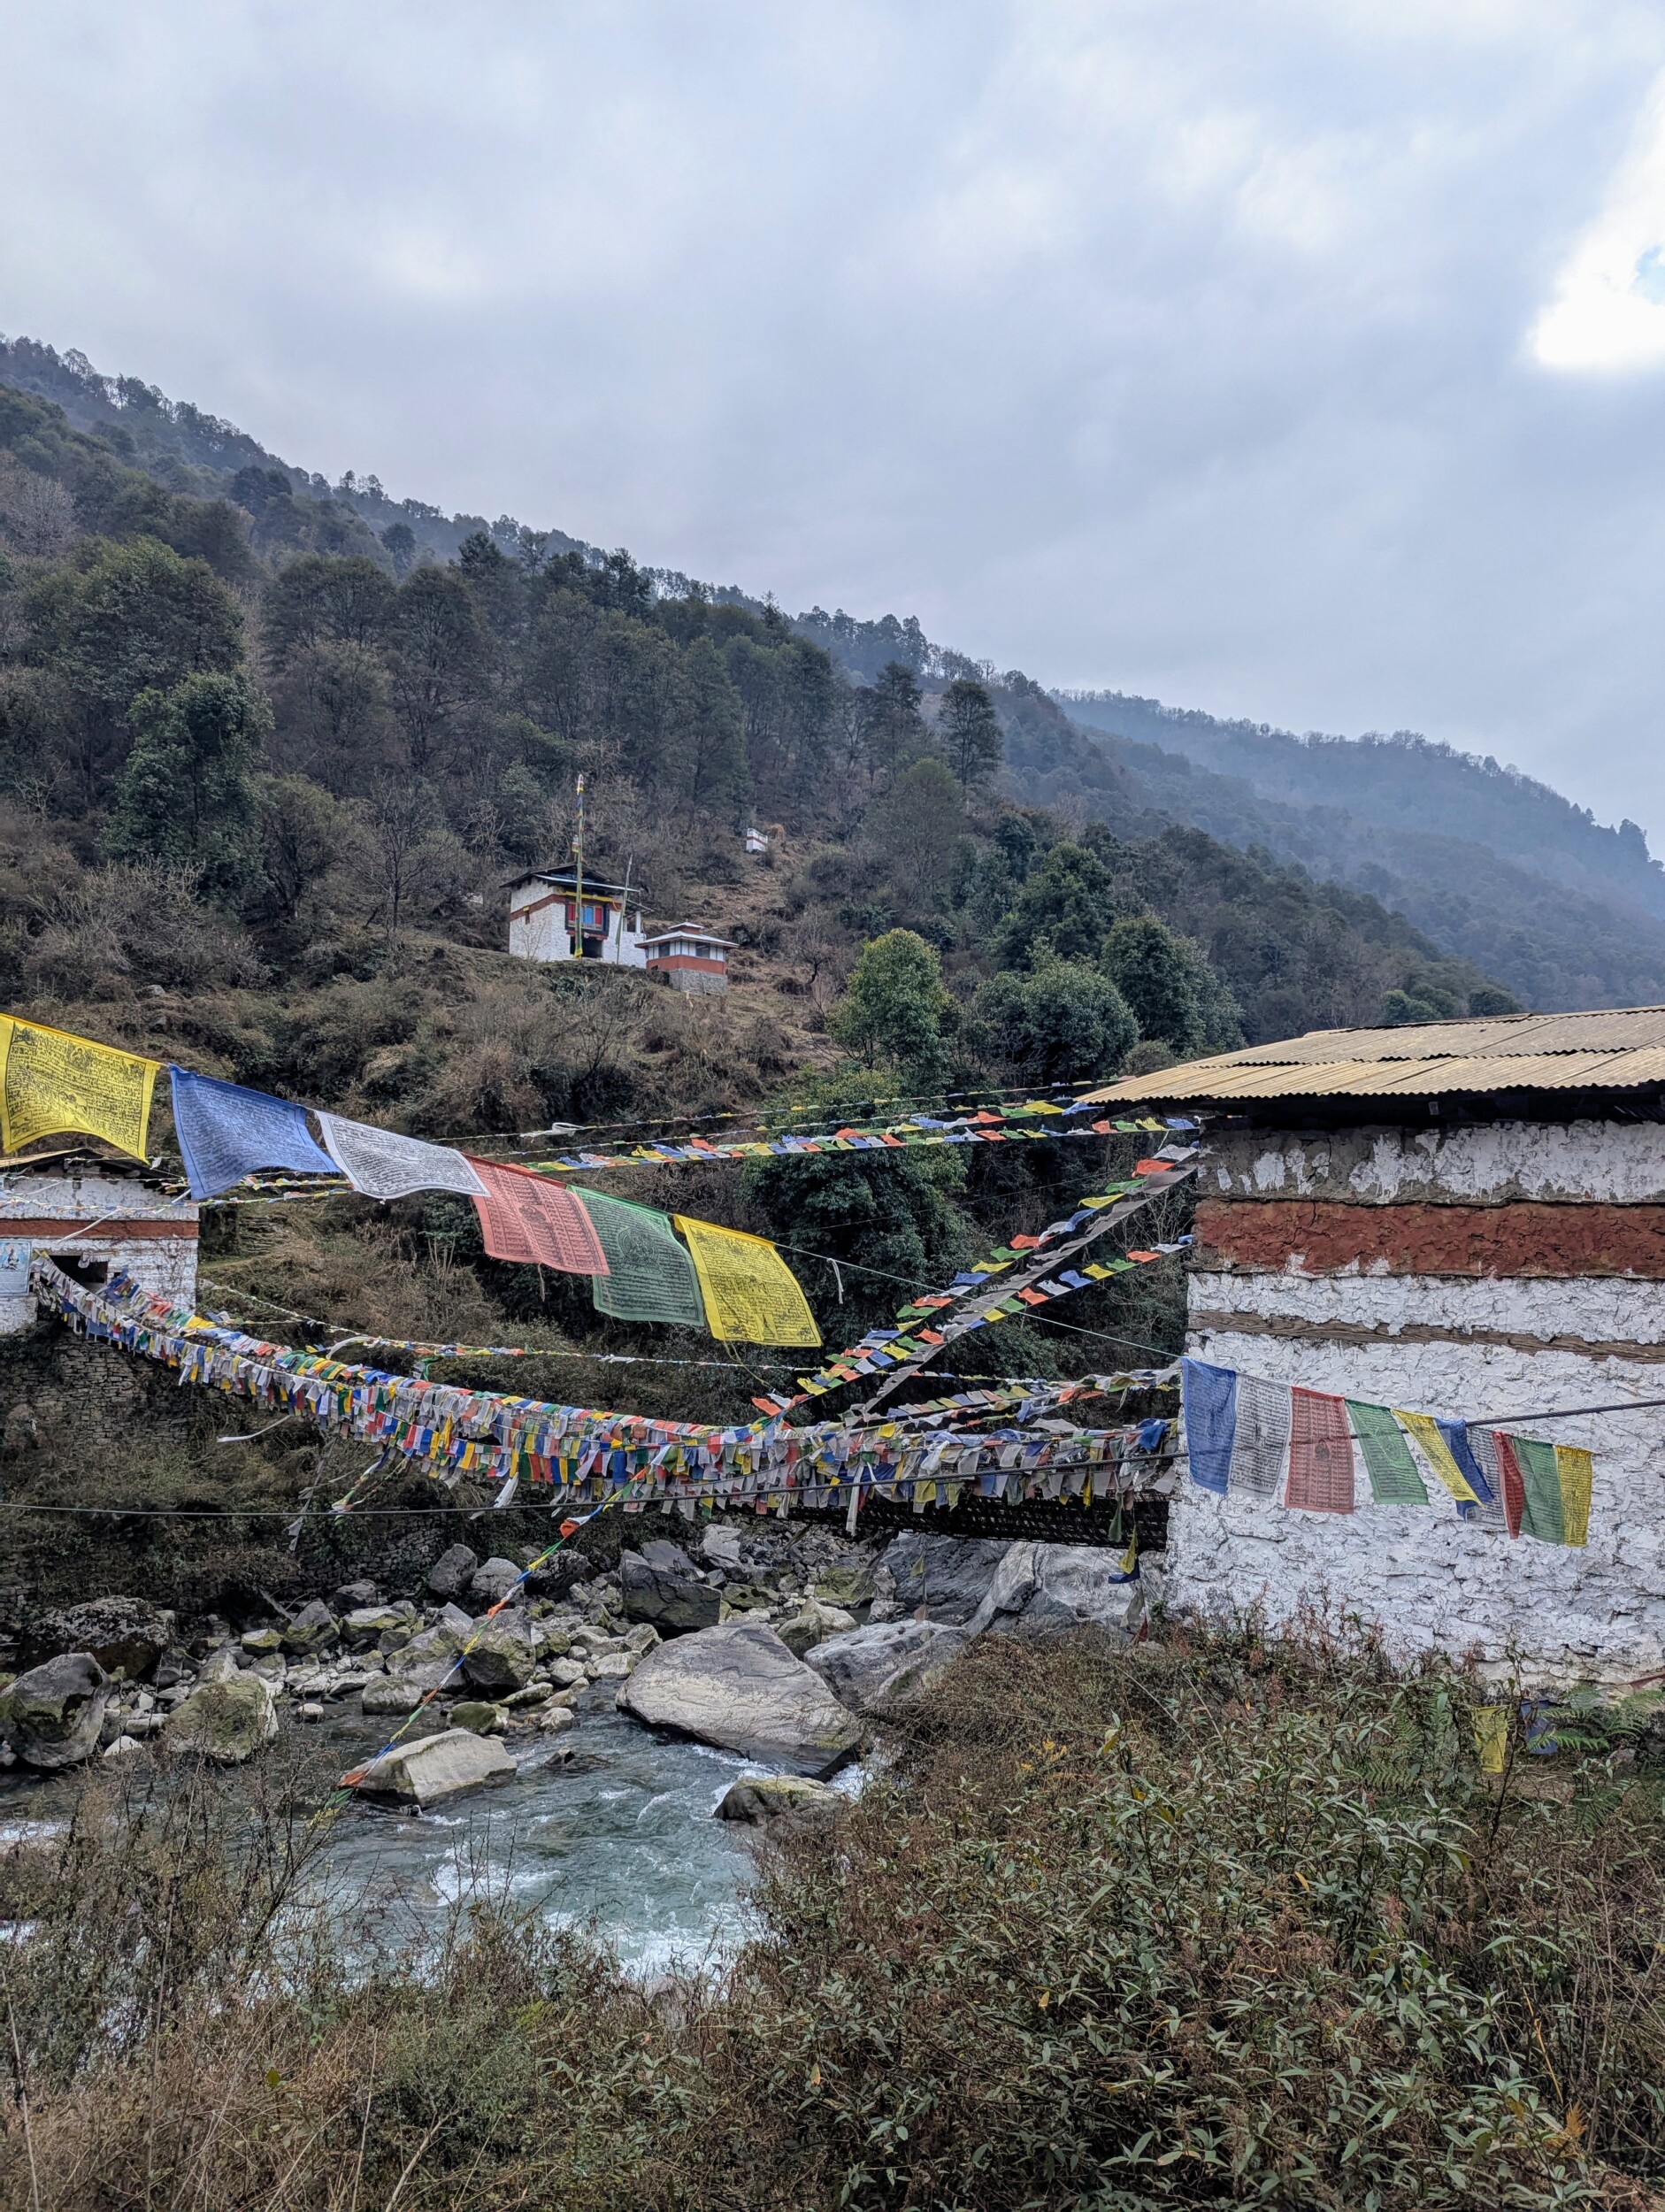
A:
6;3;1665;833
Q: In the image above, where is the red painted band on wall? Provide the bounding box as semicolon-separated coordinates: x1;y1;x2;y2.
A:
1193;1198;1665;1279
0;1217;198;1240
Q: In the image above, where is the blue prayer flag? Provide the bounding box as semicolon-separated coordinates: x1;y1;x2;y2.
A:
1182;1357;1238;1494
170;1066;335;1201
1435;1417;1493;1506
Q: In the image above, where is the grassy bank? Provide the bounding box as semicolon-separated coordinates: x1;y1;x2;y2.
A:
4;1631;1662;2209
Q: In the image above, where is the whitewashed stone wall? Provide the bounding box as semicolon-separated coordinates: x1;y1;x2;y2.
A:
1171;1119;1665;1685
0;1173;198;1334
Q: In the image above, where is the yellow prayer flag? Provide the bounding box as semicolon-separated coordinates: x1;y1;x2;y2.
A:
1393;1410;1482;1507
0;1016;159;1161
1554;1446;1592;1548
673;1216;822;1348
1472;1704;1510;1775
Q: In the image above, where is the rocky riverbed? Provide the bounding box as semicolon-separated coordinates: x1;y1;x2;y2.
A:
0;1514;1155;1961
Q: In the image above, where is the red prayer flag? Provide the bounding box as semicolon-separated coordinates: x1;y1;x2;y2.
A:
466;1158;610;1275
1491;1430;1527;1539
1285;1388;1355;1513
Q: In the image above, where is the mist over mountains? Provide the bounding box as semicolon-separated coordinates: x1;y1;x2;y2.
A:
4;330;1661;1017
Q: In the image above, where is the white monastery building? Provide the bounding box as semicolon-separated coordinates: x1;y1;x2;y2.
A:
0;1157;198;1332
506;866;647;967
1090;1006;1665;1685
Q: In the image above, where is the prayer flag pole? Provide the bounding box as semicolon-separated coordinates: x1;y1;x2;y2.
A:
572;772;586;960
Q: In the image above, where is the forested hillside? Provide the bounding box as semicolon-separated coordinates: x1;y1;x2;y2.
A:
1051;688;1665;1010
0;352;1523;1421
4;334;1645;1018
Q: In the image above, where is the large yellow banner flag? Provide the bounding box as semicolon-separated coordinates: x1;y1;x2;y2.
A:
0;1017;159;1161
673;1216;822;1348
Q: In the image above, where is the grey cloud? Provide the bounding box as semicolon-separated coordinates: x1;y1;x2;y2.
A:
5;3;1665;830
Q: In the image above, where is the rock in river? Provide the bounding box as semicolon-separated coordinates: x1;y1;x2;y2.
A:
872;1533;1012;1624
618;1620;862;1772
460;1614;537;1693
620;1540;721;1634
0;1652;111;1768
807;1619;968;1715
280;1600;339;1656
165;1673;279;1764
354;1726;515;1808
715;1774;842;1824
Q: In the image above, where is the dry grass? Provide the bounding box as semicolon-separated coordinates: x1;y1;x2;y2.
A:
3;1631;1662;2209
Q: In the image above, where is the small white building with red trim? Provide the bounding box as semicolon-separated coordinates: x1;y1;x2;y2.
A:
506;867;648;967
641;925;735;995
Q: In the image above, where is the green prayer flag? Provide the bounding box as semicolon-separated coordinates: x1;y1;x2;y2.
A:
1509;1434;1564;1544
1345;1401;1427;1504
573;1188;707;1328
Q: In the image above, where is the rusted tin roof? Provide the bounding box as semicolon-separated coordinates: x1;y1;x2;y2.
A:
1080;1007;1665;1107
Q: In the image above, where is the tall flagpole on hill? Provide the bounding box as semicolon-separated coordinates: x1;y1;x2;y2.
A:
572;772;585;960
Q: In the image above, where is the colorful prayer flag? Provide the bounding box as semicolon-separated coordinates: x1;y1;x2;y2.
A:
1394;1410;1484;1508
1554;1445;1592;1548
316;1112;488;1201
467;1159;609;1275
0;1015;158;1161
575;1188;706;1327
1285;1388;1354;1513
1346;1400;1428;1505
1230;1374;1293;1501
170;1065;334;1200
675;1215;822;1348
1181;1357;1236;1494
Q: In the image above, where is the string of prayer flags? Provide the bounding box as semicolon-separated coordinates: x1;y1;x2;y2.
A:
1179;1357;1589;1547
34;1259;1179;1520
576;1188;707;1327
675;1215;821;1348
315;1112;488;1202
467;1158;609;1275
170;1066;335;1201
0;1015;158;1161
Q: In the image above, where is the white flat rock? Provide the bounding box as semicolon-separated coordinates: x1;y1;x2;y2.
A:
352;1726;516;1807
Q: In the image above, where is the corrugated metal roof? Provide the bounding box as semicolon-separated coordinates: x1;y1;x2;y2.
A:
1080;1005;1665;1107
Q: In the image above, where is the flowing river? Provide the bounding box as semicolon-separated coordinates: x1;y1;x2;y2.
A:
2;1688;857;1974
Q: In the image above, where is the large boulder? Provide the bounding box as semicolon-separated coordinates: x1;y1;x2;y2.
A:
806;1620;969;1715
24;1598;174;1682
165;1674;279;1764
967;1542;1146;1641
461;1615;537;1694
0;1653;111;1768
385;1622;466;1688
280;1600;339;1656
873;1534;1013;1625
426;1543;479;1600
618;1621;862;1772
716;1775;841;1824
354;1726;515;1807
468;1557;525;1608
620;1541;721;1635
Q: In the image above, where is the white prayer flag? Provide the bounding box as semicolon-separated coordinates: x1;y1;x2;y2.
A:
316;1112;488;1202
